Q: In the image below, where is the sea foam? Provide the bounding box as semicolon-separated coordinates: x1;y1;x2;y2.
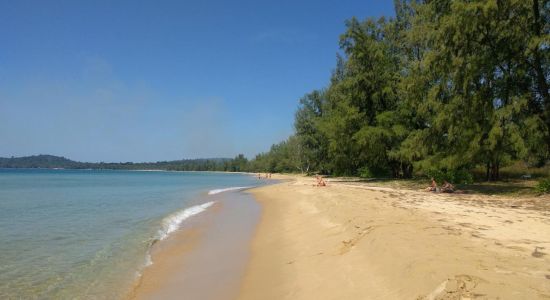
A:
157;201;215;240
208;186;251;195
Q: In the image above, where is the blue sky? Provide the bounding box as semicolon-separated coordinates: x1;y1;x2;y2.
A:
0;0;395;162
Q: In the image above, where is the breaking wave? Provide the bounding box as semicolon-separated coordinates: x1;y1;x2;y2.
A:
157;201;215;241
208;186;251;195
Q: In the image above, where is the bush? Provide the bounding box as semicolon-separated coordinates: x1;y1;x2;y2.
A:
536;178;550;193
451;169;474;184
426;169;473;185
358;166;390;179
425;169;445;182
358;166;374;178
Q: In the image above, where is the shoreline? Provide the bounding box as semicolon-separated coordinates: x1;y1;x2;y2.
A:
128;188;262;300
0;167;261;175
238;174;550;299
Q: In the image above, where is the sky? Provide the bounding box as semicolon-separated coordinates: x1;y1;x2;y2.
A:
0;0;395;162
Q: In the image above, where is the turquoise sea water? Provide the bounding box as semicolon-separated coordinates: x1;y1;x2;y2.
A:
0;169;262;299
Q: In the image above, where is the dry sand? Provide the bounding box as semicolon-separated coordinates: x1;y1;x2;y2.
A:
239;175;550;300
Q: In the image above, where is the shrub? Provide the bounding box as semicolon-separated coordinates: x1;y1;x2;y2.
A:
358;166;390;179
451;169;474;184
425;169;445;183
426;169;473;185
358;166;374;178
536;178;550;193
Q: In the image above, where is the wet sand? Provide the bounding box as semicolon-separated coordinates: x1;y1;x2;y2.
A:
129;190;261;300
239;175;550;299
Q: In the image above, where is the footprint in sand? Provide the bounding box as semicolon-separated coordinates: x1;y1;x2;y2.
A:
532;247;547;258
422;274;485;300
338;226;374;254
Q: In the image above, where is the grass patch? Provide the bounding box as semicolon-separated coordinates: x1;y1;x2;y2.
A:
536;178;550;194
472;161;550;181
330;176;539;196
458;180;536;196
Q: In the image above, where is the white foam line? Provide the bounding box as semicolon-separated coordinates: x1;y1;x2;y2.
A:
208;186;251;195
157;201;215;240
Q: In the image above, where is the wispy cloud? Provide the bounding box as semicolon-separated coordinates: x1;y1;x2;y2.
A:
0;55;238;162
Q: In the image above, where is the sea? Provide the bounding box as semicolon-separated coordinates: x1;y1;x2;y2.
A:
0;168;264;299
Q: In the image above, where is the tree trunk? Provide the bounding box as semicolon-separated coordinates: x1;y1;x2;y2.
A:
532;0;550;152
486;161;491;181
392;164;400;178
488;160;500;181
402;163;413;178
532;0;550;102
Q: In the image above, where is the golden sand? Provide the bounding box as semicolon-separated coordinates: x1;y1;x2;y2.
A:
128;224;203;299
238;175;550;299
128;191;261;300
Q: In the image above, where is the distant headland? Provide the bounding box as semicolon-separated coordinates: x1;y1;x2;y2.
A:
0;154;246;172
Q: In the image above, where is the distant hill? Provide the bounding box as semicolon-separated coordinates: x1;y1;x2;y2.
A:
0;155;238;171
0;155;82;169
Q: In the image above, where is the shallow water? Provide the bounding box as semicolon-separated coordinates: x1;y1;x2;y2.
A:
0;169;262;299
134;189;262;300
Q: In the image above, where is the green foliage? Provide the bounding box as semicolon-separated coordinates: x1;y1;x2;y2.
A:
358;166;390;179
425;169;474;185
245;0;550;180
294;91;329;173
536;178;550;194
358;166;374;179
0;155;242;172
229;154;248;172
7;1;550;181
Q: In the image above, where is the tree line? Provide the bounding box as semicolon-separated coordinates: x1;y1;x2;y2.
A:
247;0;550;182
4;1;548;182
0;155;249;172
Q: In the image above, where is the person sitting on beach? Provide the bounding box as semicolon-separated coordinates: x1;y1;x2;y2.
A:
314;175;327;187
425;177;437;192
441;180;455;193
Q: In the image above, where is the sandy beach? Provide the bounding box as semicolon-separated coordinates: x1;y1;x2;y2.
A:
129;189;261;300
239;175;550;299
